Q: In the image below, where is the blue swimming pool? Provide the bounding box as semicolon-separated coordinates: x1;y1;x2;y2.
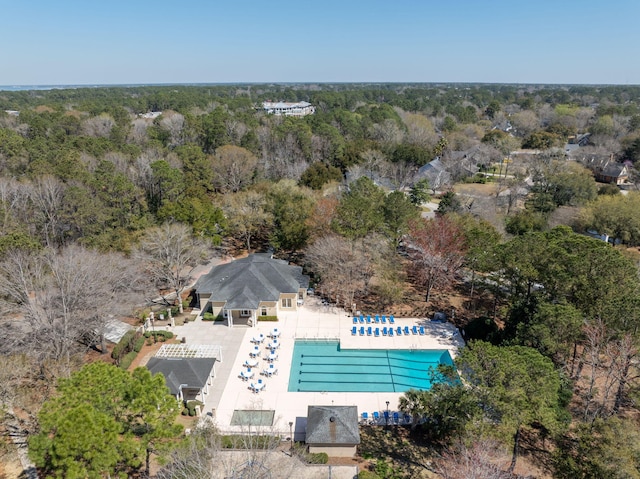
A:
288;340;454;392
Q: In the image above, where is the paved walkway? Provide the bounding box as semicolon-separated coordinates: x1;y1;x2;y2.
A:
172;297;463;439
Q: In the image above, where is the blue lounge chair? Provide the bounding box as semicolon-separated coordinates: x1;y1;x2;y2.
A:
373;411;380;423
381;315;387;323
404;326;411;335
375;315;380;323
393;412;400;424
397;326;403;335
351;326;357;335
367;326;372;336
359;315;365;324
389;315;395;324
404;413;411;424
359;326;365;336
374;328;380;337
367;315;372;323
353;317;358;324
412;325;418;335
382;327;388;336
361;412;369;423
389;328;394;337
383;410;389;422
419;326;425;335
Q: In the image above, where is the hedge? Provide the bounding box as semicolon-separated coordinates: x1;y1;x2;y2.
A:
119;351;138;370
133;336;146;353
111;330;138;361
258;316;278;322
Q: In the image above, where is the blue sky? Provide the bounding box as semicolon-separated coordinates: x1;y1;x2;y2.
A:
1;0;638;85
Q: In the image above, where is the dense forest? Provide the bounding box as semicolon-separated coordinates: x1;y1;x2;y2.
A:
2;83;640;478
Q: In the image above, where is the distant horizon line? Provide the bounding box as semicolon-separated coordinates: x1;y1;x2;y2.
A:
2;81;640;92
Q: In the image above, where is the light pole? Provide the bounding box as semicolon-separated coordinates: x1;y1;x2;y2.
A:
288;421;294;453
385;401;390;430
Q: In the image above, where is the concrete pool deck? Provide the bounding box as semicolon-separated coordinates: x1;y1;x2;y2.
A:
176;297;464;439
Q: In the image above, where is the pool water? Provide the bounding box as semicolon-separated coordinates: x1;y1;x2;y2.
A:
288;340;454;392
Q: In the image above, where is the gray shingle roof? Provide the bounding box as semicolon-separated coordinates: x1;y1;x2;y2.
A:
146;357;216;396
305;406;360;446
194;254;309;310
601;163;627;178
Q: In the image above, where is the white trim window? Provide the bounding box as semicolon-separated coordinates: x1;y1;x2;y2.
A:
281;298;292;308
241;310;251;317
261;307;268;316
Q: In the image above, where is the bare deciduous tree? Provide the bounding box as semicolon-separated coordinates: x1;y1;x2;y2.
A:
0;177;29;232
401;112;439;150
136;223;211;312
510;110;540;137
27;175;66;247
81;113;116;138
369;119;403;146
159;111;186;148
158;420;297;479
223;191;272;253
0;245;144;368
434;440;511;479
212;145;258;193
306;234;387;310
128;118;151;145
406;217;466;304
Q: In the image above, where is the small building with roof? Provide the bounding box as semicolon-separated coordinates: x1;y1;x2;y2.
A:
305;405;360;457
194;254;309;327
146;356;216;407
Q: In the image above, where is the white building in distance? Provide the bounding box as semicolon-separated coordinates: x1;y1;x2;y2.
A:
262;101;315;117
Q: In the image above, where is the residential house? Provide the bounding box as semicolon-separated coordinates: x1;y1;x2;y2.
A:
596;162;629;185
583;155;629;185
305;405;360;457
414;158;451;191
194;254;309;327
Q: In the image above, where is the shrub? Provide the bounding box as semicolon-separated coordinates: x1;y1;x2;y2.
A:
133;336;146;353
143;330;174;341
182;296;192;309
111;330;138;361
220;435;278;449
358;471;382;479
186;400;203;416
307;452;329;464
119;351;138;370
258;315;278;322
162;306;180;317
202;312;216;321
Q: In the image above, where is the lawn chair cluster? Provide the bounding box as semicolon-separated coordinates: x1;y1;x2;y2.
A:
360;410;412;426
352;314;395;325
242;328;280;393
351;321;426;337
